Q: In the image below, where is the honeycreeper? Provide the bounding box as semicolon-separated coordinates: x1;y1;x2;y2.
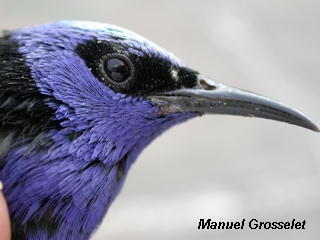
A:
0;21;318;240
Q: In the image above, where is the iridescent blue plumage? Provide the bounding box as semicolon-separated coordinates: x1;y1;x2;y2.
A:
0;20;317;240
1;21;196;239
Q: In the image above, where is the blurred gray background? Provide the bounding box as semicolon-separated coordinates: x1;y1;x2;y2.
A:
1;0;319;239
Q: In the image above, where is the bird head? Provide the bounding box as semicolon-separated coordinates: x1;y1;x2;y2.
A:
12;21;318;164
4;20;318;240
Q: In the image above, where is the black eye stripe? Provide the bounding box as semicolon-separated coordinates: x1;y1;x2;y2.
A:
76;39;198;96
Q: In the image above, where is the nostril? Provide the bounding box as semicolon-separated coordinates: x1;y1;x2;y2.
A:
199;79;216;90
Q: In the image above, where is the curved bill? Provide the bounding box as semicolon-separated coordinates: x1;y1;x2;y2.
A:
147;76;319;132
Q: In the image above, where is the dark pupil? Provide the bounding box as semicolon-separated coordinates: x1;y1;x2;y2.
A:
104;58;130;82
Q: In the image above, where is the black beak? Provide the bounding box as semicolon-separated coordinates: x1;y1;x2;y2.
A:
148;76;319;132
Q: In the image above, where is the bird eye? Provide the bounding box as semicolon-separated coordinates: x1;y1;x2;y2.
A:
99;54;133;86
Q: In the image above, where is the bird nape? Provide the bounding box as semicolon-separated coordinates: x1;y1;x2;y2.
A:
0;21;318;240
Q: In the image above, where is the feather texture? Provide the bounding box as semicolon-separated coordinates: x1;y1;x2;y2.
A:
0;21;196;239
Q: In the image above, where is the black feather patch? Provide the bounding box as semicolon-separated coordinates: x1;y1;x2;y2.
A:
0;35;57;161
76;39;198;96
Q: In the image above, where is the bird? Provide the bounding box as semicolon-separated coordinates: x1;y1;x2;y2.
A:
0;20;318;240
